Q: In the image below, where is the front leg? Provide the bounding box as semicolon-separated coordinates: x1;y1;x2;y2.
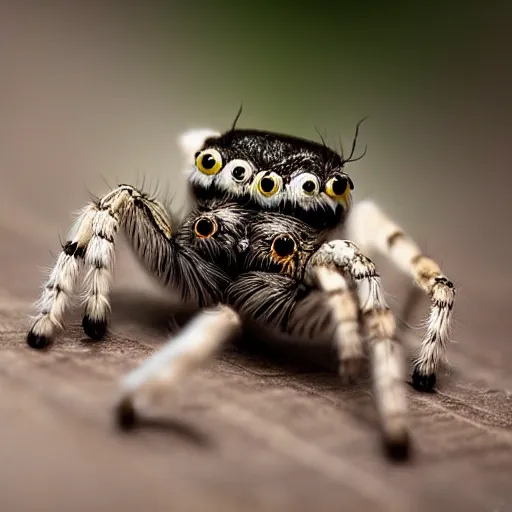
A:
304;265;364;382
227;268;409;460
27;185;229;349
306;240;409;460
116;305;242;428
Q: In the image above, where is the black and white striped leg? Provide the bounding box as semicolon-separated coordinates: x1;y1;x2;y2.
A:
346;199;456;392
27;185;174;347
77;185;175;339
306;240;409;460
27;205;97;348
115;305;242;429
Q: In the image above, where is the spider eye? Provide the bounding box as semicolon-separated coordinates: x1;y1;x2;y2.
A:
302;180;316;193
194;217;218;238
271;235;296;258
290;172;320;197
195;149;223;175
325;174;353;201
256;172;282;197
223;159;255;184
232;166;246;181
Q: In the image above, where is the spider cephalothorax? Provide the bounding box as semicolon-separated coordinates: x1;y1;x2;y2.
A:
186;128;357;230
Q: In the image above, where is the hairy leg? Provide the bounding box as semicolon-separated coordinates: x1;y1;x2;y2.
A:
346;199;456;392
305;240;409;460
27;185;229;348
304;266;364;381
115;305;242;428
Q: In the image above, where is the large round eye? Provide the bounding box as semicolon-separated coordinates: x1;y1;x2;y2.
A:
290;172;320;196
325;174;354;200
223;159;254;184
195;149;223;175
271;234;296;258
194;216;218;238
256;172;282;197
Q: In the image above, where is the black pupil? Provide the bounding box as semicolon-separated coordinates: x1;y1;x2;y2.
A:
302;180;316;193
273;235;295;257
195;218;215;237
232;166;246;181
201;154;216;170
332;175;348;195
260;177;275;193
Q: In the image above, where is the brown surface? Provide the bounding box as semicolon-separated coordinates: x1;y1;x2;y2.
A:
1;223;511;512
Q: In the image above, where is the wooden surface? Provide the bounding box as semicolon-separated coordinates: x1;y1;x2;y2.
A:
0;225;511;512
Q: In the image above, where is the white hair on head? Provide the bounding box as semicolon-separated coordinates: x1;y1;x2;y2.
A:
177;128;221;164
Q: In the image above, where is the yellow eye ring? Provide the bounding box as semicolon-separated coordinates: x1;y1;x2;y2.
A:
195;149;223;175
325;174;352;201
256;172;282;197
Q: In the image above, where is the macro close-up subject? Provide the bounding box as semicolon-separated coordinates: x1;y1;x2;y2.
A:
1;2;511;512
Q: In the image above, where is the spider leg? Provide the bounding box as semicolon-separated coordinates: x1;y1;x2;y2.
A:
26;204;98;348
305;240;409;460
345;199;456;392
27;185;229;348
304;265;364;382
115;305;242;429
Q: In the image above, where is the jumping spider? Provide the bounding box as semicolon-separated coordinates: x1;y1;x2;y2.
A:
26;119;455;461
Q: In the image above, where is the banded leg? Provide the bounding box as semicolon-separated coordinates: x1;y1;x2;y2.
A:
27;205;97;348
304;266;364;381
27;184;229;348
79;185;173;339
115;305;242;428
306;240;409;460
346;199;456;392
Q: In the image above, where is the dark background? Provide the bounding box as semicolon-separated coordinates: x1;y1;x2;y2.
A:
0;2;511;511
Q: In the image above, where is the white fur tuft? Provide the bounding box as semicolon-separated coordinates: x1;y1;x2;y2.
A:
177;129;221;163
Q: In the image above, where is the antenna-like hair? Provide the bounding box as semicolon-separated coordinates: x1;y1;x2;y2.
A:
344;116;368;164
314;125;328;148
315;126;338;166
231;103;244;131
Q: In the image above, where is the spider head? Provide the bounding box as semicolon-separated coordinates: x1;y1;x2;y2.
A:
180;127;360;230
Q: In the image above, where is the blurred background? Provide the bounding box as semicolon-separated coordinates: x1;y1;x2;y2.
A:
0;1;511;510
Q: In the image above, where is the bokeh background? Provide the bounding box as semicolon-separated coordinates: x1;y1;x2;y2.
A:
0;1;512;509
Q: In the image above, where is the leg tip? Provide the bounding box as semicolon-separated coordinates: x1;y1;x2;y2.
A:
115;396;137;431
411;365;436;392
383;431;411;462
82;315;108;340
26;330;52;350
